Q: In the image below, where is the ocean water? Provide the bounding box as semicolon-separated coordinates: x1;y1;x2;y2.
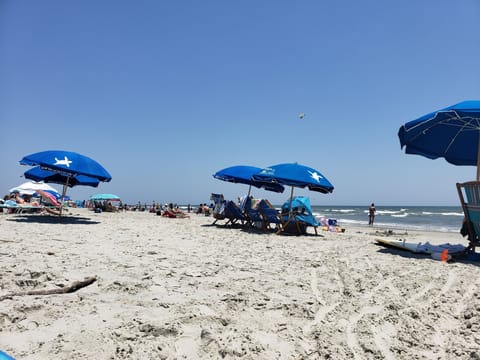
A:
310;206;464;233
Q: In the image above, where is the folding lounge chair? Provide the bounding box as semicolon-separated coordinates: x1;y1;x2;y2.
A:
210;193;226;225
456;181;480;253
223;200;247;226
239;196;263;228
0;200;42;214
257;199;282;231
245;207;263;228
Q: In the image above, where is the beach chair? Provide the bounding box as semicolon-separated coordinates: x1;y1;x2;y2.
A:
244;207;263;228
223;200;247;226
0;200;42;214
239;196;263;228
456;181;480;253
210;193;226;225
257;199;283;231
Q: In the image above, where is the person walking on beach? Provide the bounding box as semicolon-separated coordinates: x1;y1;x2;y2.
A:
368;203;376;225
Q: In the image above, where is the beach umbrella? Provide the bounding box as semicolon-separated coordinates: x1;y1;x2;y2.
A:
91;194;120;201
253;163;334;233
20;150;112;215
20;150;112;181
398;100;480;180
24;166;100;188
9;181;59;196
253;163;334;194
213;165;285;196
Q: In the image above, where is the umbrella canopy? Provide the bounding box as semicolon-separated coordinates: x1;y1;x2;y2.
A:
24;166;100;188
213;165;285;195
91;193;120;201
20;150;112;182
398;100;480;180
9;181;59;196
252;163;334;194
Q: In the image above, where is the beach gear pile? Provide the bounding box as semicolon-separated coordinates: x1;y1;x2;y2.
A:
319;217;345;232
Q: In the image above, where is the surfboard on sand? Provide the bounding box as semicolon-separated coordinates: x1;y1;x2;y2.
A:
375;238;466;261
375;238;422;253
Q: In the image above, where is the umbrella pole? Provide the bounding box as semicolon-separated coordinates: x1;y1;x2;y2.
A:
277;186;295;234
477;139;480;181
60;177;70;216
247;184;252;198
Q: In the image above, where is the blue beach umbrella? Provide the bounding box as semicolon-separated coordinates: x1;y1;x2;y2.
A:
253;163;334;194
20;150;111;215
20;150;112;182
213;165;285;196
398;100;480;180
24;166;100;188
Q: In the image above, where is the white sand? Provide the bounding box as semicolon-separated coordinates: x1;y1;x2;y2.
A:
1;209;480;359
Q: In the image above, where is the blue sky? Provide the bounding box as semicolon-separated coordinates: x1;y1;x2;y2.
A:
1;1;479;206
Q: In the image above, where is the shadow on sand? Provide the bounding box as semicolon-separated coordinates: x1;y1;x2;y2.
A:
203;223;324;237
7;214;101;225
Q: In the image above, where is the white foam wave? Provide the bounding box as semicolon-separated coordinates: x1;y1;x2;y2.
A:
377;210;405;215
329;209;356;213
422;211;464;216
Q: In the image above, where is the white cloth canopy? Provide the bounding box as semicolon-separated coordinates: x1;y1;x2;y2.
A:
9;181;59;195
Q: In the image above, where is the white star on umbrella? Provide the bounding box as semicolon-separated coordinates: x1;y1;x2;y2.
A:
308;171;323;182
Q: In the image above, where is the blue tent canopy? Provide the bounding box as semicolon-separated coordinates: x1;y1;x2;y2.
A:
281;196;318;227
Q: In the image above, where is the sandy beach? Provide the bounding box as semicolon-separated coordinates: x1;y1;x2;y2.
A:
1;209;480;359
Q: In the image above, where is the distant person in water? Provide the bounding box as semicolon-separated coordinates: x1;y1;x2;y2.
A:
368;203;376;225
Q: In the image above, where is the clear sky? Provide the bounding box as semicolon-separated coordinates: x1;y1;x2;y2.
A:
1;1;479;206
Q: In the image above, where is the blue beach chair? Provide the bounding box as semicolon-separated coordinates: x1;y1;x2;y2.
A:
210;193;226;225
223;200;247;226
257;199;282;231
456;181;480;253
239;196;264;228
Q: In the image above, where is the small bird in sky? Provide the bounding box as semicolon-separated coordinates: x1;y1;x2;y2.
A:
298;112;305;120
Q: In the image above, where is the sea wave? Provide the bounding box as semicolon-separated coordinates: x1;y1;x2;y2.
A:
310;206;463;232
376;210;406;215
391;213;409;218
421;211;464;217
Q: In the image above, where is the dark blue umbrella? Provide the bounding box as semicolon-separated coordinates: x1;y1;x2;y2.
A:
398;100;480;180
252;163;334;194
213;165;285;195
24;166;100;188
20;150;112;182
